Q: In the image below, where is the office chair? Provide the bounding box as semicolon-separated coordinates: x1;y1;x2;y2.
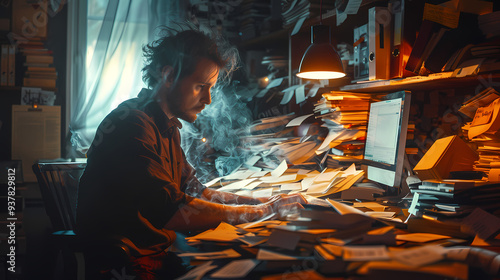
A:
33;161;130;280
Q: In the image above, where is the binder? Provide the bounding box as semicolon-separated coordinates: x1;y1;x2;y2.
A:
353;24;369;81
368;7;391;80
1;44;8;86
389;0;411;79
7;45;15;86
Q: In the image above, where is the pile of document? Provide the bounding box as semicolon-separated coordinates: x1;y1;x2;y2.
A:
407;179;500;220
460;86;500;182
313;91;373;163
205;159;364;199
175;197;500;280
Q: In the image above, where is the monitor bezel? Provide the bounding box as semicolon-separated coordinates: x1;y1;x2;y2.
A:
362;90;411;188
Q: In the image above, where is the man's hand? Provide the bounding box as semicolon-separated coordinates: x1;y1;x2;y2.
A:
258;193;307;219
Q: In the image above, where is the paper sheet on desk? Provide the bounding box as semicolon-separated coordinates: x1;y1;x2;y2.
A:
186;222;241;242
211;259;259;278
177;249;241;260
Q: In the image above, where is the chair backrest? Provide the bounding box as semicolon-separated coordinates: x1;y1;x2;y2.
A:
32;161;86;232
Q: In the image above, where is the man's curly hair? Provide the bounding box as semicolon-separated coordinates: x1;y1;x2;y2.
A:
141;23;238;90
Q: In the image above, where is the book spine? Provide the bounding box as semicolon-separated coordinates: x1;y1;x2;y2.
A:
7;45;15;86
1;44;8;86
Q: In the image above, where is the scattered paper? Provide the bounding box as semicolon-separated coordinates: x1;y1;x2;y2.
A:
218;178;258;191
462;208;500;240
295;84;306;104
211;259;259;278
256;249;299;261
286;114;314;127
343;245;390;261
390;245;446;267
280;183;302;191
252;188;274;198
178;249;241;260
396;233;452;243
174;261;216;280
271;160;288;178
353;202;387;212
204;177;222;188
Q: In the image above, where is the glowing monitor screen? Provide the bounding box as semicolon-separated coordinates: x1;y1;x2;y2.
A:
363;91;411;188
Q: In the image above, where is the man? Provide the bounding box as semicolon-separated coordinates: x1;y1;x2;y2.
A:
76;27;305;279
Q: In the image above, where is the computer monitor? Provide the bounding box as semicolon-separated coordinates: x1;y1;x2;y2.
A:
363;91;411;188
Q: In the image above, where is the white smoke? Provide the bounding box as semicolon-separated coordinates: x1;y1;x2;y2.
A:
180;82;253;183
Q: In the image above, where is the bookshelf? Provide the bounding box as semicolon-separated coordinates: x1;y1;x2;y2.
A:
339;73;500;93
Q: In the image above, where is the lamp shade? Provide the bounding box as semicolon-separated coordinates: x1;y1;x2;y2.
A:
296;25;346;80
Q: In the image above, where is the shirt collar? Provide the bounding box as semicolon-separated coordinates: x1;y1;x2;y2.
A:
139;88;182;136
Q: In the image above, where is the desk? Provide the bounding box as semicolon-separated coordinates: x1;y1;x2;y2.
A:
172;202;500;280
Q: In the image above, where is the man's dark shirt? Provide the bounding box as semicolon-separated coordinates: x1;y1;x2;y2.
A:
76;89;205;257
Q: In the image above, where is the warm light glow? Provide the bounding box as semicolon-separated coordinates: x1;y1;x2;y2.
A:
201;137;207;143
264;77;269;82
296;71;346;79
33;104;38;109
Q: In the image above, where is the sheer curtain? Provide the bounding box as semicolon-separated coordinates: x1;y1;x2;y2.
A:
68;0;187;157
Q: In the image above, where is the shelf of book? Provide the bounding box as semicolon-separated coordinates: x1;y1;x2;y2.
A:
338;73;500;93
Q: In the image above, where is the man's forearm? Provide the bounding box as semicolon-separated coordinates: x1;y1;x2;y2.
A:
164;197;267;231
200;188;261;205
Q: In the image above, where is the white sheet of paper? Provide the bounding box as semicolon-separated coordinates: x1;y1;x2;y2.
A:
259;174;297;183
353;202;387;212
175;261;216;280
252;188;274;198
343;245;390;261
407;192;420;216
280;88;296;105
390;245;446;267
314;170;341;182
242;181;264;190
280;182;303;191
204;177;222;188
295;84;306;104
210;259;259;278
256;249;298;260
286;114;314;127
218;178;258;191
224;170;255;180
306;83;321;98
245;155;261;167
318;130;340;151
186;223;241;242
344;163;357;175
271;160;288;178
178;249;241;260
291;15;307;36
396;233;452;243
462;208;500;239
266;77;284;89
345;0;363;14
250;171;269;178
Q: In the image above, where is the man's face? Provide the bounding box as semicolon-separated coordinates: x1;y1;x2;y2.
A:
166;58;219;123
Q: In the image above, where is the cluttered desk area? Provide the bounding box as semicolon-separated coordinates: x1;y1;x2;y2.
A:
169;87;500;280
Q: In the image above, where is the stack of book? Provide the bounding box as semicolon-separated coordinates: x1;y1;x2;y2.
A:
17;37;57;90
479;10;500;39
313;91;372;158
281;0;335;29
409;179;500;220
238;0;272;41
460;87;500;181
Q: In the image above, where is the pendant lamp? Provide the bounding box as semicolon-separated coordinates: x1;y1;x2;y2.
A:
296;24;346;80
